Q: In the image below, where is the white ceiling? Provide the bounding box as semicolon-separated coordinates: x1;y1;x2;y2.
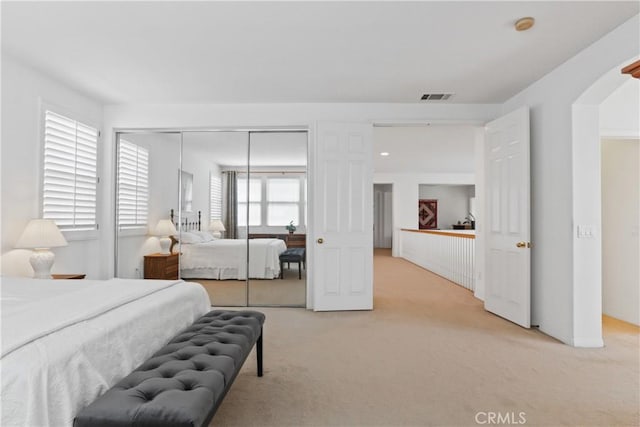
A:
2;1;637;104
373;125;477;174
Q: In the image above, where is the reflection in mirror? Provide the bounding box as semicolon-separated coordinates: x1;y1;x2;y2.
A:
179;131;249;306
248;131;307;307
115;132;181;279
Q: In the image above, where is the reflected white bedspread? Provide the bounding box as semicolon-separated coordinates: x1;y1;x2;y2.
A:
0;277;210;427
180;238;287;279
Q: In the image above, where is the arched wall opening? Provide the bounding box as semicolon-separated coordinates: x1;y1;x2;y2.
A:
571;55;639;346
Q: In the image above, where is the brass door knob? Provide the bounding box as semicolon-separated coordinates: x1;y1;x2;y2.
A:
317;238;324;244
516;241;527;248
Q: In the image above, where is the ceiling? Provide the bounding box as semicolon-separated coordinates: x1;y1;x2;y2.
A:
2;1;637;105
373;125;476;174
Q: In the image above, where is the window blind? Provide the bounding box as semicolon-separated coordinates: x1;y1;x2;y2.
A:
210;174;222;222
237;178;261;226
43;110;98;230
117;140;149;229
267;178;300;226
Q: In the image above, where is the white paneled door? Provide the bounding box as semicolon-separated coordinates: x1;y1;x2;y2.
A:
484;107;531;328
313;122;373;311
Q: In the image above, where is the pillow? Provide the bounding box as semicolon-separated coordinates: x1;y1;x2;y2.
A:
177;232;202;244
193;231;216;242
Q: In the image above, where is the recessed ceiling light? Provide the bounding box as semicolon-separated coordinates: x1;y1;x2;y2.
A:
380;152;390;156
515;17;535;31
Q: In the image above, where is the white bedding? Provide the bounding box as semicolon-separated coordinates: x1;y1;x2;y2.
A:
1;277;210;427
180;238;287;279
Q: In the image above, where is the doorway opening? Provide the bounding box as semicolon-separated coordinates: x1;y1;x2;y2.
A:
600;78;639;329
374;184;392;249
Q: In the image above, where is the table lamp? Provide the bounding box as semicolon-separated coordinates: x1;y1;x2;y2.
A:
155;219;178;254
209;219;226;238
15;219;68;279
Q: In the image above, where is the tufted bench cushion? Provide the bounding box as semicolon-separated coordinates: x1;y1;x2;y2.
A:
74;310;265;427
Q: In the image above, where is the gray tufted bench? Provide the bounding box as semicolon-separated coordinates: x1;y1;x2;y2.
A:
74;310;265;427
279;248;306;279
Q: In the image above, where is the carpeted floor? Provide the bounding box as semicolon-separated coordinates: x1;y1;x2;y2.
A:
185;264;306;307
211;249;639;426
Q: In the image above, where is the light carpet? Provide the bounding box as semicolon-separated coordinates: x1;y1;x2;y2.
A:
211;249;639;426
185;265;306;307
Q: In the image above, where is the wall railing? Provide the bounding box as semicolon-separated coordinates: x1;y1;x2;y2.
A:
400;229;475;291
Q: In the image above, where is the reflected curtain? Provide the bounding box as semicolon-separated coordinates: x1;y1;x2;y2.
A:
225;171;238;239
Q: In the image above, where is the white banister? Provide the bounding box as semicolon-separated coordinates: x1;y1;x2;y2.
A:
400;229;475;291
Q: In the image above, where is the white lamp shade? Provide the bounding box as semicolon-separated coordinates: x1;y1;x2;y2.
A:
209;220;226;232
15;219;68;249
155;219;178;237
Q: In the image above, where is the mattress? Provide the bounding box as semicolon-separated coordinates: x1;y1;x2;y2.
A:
0;277;210;427
180;238;287;279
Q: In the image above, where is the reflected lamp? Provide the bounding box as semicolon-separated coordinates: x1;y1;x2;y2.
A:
209;220;226;238
155;219;178;254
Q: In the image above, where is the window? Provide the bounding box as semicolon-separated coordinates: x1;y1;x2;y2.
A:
42;110;98;231
267;178;300;226
210;173;222;222
117;139;149;229
237;178;261;226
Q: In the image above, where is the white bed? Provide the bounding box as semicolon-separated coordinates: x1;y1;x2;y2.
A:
1;277;210;427
180;237;287;280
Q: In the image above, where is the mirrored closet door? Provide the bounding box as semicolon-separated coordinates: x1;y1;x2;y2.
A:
180;131;249;306
114;129;307;307
115;132;181;280
247;132;307;306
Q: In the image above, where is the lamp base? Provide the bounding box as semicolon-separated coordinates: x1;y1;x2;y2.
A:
211;231;222;239
30;248;54;279
159;236;172;254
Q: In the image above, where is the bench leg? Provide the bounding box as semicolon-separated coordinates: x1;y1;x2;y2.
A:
298;261;302;279
257;328;263;377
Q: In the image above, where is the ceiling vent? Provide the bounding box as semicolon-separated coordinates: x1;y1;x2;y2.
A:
420;93;454;101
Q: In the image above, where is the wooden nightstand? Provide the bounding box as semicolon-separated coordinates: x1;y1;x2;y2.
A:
52;274;86;280
144;253;179;280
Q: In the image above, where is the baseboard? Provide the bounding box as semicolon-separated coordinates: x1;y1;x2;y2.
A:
572;336;604;348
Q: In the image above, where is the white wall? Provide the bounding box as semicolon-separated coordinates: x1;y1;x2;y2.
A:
502;14;639;346
601;139;639;326
1;55;104;278
600;79;640;138
418;184;474;230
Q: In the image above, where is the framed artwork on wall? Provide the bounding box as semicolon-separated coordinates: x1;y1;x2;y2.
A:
180;170;193;213
419;199;438;229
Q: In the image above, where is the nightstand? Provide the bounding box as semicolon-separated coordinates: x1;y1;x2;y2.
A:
52;274;86;280
144;253;179;279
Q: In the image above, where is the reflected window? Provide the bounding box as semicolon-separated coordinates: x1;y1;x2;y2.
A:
237;178;261;226
267;178;300;225
117;140;149;229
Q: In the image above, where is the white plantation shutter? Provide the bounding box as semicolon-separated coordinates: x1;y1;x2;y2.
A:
43;111;98;230
117;140;149;229
210;173;222;222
